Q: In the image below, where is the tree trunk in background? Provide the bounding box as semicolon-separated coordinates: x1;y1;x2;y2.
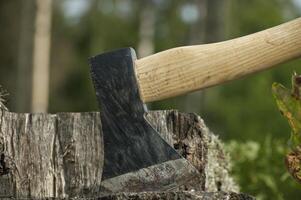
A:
183;0;227;113
188;0;207;44
204;0;227;43
16;0;36;112
31;0;52;113
16;0;52;113
137;0;155;58
137;0;155;109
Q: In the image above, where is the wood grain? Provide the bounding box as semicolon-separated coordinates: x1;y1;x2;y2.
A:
0;110;103;198
99;191;255;200
135;17;301;102
0;109;239;197
145;110;238;192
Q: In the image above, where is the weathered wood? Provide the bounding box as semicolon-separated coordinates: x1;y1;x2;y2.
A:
0;109;245;198
99;191;254;200
0;110;103;198
146;110;238;192
0;87;7;111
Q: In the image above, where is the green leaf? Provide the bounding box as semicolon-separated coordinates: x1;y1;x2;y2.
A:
272;74;301;148
272;73;301;184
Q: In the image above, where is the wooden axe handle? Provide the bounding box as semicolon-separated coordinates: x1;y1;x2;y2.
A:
135;17;301;103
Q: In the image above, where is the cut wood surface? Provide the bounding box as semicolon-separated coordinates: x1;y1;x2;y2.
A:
0;109;249;198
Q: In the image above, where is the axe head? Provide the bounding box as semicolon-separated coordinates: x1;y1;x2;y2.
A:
89;48;200;191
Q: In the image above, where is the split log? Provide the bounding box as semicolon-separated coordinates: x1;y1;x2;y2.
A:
0;109;251;199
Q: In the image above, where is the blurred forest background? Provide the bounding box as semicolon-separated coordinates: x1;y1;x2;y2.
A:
0;0;301;199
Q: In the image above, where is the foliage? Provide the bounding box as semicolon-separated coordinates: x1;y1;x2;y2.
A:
272;73;301;183
226;137;301;200
200;1;301;198
202;0;301;141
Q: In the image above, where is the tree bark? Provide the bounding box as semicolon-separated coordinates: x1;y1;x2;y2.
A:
0;110;103;198
99;191;254;200
16;0;35;112
0;109;251;199
137;0;155;58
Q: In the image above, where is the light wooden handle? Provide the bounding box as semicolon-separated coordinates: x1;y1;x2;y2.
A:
135;17;301;103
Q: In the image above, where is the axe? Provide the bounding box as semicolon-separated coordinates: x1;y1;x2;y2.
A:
89;18;301;191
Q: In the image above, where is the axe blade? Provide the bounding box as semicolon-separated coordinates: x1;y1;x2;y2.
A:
89;48;200;190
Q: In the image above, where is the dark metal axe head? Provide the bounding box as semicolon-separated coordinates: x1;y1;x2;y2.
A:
89;48;199;191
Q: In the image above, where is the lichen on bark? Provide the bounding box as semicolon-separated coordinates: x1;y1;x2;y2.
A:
98;191;254;200
146;110;239;192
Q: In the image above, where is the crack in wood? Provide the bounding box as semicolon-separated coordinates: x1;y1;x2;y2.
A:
0;153;10;176
0;109;241;198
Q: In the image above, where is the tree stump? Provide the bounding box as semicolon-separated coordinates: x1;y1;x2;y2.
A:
0;109;254;199
99;191;253;200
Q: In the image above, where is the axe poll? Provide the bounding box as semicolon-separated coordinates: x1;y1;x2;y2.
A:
89;18;301;191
